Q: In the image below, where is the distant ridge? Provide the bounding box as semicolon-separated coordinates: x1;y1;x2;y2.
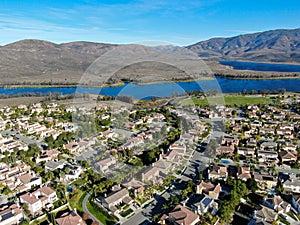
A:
0;40;117;84
0;28;299;84
187;28;300;62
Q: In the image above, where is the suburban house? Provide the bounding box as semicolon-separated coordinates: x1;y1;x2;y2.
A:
253;172;278;190
96;157;116;173
16;172;42;193
35;149;59;163
283;175;300;193
237;167;252;181
237;147;255;158
0;163;37;192
45;159;66;171
141;166;163;185
251;205;278;224
64;142;81;154
63;165;83;182
159;205;200;225
257;150;278;164
122;178;146;197
19;186;58;215
164;149;183;163
186;194;218;216
56;210;85;225
263;195;291;213
283;143;297;152
153;159;173;174
208;165;228;181
0;203;24;225
221;136;239;148
260;142;277;151
196;181;222;200
216;146;234;156
169;142;186;154
279;150;297;164
0;135;28;153
100;188;133;213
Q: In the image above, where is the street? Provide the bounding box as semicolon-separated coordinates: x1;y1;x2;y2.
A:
1;130;45;149
123;118;225;224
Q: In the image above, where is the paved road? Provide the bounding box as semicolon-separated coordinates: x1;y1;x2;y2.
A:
0;195;7;205
123;119;225;224
123;192;170;225
82;193;104;225
1;130;45;149
277;167;300;175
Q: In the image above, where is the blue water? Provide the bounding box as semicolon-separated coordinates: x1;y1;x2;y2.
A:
0;78;300;99
66;186;73;192
221;159;229;163
220;60;300;72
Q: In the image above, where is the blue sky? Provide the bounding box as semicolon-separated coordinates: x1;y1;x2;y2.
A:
0;0;300;46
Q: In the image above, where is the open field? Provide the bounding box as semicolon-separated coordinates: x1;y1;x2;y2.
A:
181;95;274;107
0;97;46;107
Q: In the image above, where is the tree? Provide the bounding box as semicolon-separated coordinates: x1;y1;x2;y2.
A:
79;160;91;169
44;171;55;181
82;213;90;220
45;135;55;149
27;144;41;157
91;222;100;225
218;180;248;222
169;195;179;208
19;220;30;225
246;178;258;193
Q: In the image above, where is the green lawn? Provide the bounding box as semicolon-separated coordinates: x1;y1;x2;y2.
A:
182;95;274;107
120;208;134;217
86;198;118;225
68;190;86;213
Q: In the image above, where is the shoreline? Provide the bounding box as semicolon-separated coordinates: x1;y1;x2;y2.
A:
215;75;300;80
2;75;300;89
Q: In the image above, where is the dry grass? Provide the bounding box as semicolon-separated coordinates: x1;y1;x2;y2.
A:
0;97;46;107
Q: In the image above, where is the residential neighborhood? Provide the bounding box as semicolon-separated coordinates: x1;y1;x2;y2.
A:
0;93;299;225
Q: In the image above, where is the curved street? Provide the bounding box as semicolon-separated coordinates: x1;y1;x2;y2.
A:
82;193;104;225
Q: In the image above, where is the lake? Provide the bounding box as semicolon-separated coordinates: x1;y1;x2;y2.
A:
0;78;300;100
219;60;300;72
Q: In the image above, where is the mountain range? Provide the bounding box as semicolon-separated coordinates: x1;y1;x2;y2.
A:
0;28;299;84
187;28;300;62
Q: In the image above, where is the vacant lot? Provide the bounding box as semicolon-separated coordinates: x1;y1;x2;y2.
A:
0;97;46;107
182;95;274;107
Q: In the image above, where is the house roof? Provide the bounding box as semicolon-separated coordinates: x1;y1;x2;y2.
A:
122;178;145;189
64;142;78;150
166;205;199;225
279;150;297;160
255;205;278;223
212;183;222;194
39;186;56;195
18;173;37;184
56;210;84;225
96;157;115;167
197;181;215;192
0;203;22;222
237;167;252;179
45;159;66;170
20;193;40;204
104;188;129;205
143;166;159;178
153;159;171;170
